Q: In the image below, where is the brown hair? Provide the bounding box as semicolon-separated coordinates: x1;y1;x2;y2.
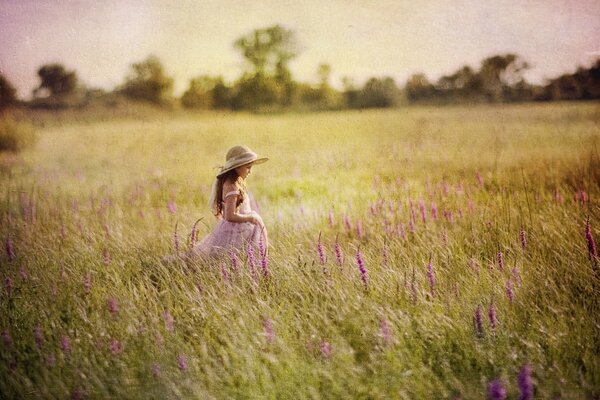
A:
214;169;246;216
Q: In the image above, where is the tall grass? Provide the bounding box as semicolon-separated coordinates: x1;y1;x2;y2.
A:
1;102;599;399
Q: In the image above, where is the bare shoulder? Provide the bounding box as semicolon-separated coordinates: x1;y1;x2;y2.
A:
222;180;240;198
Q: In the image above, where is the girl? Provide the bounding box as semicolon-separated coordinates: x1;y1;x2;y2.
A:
192;145;268;258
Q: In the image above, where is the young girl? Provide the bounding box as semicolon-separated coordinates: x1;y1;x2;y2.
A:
192;145;268;258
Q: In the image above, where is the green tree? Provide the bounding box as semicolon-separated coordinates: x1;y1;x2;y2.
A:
0;74;17;111
120;55;174;105
234;25;299;109
478;54;529;102
358;77;399;108
405;73;435;103
33;64;77;98
181;75;219;109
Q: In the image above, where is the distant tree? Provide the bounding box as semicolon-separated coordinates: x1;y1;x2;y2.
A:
212;79;232;109
358;77;399;108
120;56;173;105
231;73;279;111
405;73;435;103
33;64;77;98
181;75;219;109
543;59;600;101
342;77;360;108
436;66;483;102
234;25;299;109
0;74;17;111
478;54;529;102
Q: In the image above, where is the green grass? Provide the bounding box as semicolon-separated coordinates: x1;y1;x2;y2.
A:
1;102;599;399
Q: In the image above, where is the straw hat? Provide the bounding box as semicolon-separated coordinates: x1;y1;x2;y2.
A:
216;145;268;177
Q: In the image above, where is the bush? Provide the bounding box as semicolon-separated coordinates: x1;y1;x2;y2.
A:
0;118;37;153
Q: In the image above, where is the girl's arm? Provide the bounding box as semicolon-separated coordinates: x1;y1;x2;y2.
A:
222;185;261;225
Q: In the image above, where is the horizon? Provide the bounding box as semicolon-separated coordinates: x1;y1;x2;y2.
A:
1;0;600;99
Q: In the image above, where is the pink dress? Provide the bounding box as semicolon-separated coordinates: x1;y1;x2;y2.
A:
192;189;268;258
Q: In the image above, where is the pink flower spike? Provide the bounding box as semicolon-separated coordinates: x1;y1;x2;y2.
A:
317;233;327;265
177;354;188;370
107;298;119;317
164;312;175;333
167;200;177;214
355;249;368;288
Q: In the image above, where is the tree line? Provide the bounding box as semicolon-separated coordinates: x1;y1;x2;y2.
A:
1;25;599;112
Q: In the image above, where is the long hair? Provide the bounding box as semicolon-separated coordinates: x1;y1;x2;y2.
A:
209;169;246;217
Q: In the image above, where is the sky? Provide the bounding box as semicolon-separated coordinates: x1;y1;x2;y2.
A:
1;0;600;99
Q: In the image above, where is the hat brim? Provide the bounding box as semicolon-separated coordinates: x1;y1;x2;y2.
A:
217;157;269;177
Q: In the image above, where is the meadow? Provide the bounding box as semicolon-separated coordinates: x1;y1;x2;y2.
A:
1;102;599;399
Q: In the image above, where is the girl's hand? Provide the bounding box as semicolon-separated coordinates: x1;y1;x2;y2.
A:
249;212;264;228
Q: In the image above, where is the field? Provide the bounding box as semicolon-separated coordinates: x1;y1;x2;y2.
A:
1;102;599;399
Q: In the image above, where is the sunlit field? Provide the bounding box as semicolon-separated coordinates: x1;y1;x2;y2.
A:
1;102;599;399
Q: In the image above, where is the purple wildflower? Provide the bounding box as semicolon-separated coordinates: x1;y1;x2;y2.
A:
379;318;393;346
46;353;56;366
83;272;92;294
442;181;449;196
554;189;564;204
474;305;484;337
343;214;352;231
334;236;343;266
467;199;474;213
103;223;111;238
190;218;201;247
258;234;266;259
71;387;85;400
19;268;27;281
4;276;13;297
164;312;175;333
152;362;161;377
102;248;110;265
408;218;415;234
409;199;416;223
520;230;527;251
355;249;368;288
328;209;334;227
34;327;43;349
177;354;188;370
506;279;515;304
356;220;364;239
2;330;11;347
488;302;498;330
497;252;504;271
410;267;418;304
430;202;438;220
109;338;123;355
396;223;405;239
247;245;257;278
229;250;239;272
317;233;327;265
320;340;332;359
60;335;71;354
167;200;177;214
221;262;230;282
426;260;436;298
263;318;275;344
382;244;389;267
487;379;507;400
512;267;521;287
107;298;119;317
585;218;598;261
476;171;484;188
261;252;269;279
173;222;179;255
418;200;427;224
518;365;534;400
5;238;15;261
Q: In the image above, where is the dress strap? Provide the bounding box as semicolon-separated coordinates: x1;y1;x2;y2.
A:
223;190;240;199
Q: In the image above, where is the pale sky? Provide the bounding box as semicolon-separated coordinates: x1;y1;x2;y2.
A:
1;0;599;99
